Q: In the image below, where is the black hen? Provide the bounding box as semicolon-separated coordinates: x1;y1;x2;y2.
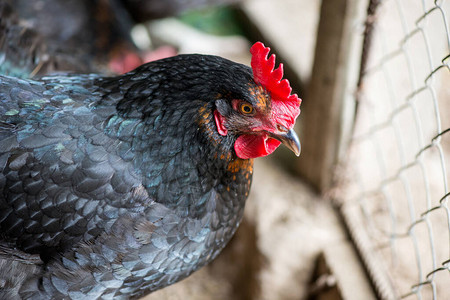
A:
0;0;144;77
0;42;301;299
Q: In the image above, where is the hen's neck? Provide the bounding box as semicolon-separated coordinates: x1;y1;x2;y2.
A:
100;93;252;217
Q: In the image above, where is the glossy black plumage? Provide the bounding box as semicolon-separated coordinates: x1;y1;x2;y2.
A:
0;54;258;299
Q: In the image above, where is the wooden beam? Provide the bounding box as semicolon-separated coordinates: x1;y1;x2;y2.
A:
295;0;368;192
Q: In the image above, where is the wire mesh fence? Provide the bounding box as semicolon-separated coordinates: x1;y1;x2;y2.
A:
340;0;450;299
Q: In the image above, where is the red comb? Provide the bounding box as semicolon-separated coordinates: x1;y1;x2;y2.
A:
250;42;301;128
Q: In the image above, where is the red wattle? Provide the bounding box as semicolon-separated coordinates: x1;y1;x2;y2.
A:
234;134;281;159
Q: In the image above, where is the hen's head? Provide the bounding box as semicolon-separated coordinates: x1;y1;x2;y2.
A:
111;42;301;160
214;42;301;159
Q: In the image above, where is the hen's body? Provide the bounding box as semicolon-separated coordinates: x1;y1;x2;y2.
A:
0;55;254;299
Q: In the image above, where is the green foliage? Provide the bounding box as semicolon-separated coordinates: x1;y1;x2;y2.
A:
178;6;244;36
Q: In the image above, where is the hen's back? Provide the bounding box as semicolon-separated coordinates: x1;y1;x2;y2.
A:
0;74;137;254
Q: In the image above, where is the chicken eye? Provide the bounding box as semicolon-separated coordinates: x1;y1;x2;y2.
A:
240;103;254;115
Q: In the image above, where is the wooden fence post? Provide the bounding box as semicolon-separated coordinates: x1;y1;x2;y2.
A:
295;0;368;192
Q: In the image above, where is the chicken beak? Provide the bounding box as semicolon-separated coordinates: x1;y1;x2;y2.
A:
269;128;301;156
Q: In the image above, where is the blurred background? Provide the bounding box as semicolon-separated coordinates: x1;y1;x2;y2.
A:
1;0;449;299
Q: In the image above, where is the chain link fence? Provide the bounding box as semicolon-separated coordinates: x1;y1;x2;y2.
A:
340;0;450;299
